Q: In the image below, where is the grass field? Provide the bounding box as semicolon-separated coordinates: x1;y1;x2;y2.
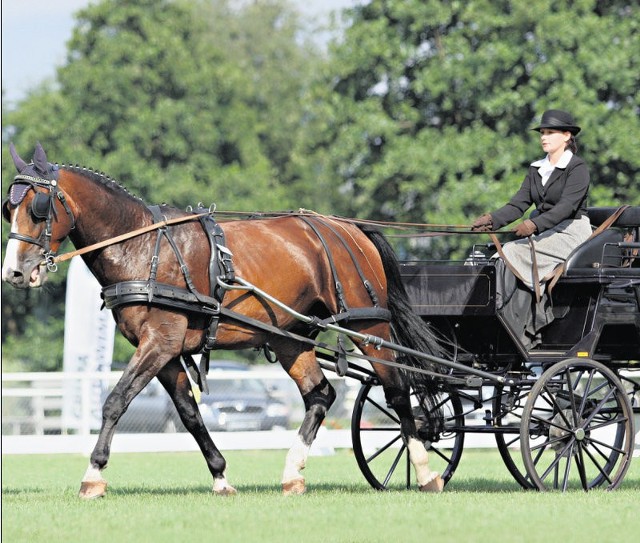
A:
2;448;640;543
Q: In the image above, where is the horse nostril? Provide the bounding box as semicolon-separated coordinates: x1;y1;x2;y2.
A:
6;269;24;284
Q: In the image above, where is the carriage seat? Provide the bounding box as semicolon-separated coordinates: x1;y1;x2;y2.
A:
562;206;640;279
563;229;624;273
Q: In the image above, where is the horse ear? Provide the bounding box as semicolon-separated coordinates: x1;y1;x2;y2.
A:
9;142;28;173
32;142;48;174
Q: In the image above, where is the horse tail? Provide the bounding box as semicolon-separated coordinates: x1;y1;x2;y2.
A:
360;226;445;398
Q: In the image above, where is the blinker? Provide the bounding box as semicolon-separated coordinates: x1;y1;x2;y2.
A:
2;198;10;222
2;182;33;223
31;191;51;220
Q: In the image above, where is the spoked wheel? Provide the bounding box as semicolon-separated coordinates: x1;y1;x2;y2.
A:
351;382;464;490
520;358;635;491
493;383;536;489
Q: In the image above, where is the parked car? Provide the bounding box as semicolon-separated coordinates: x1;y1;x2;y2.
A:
115;361;290;433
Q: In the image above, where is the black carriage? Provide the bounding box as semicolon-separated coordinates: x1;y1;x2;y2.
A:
349;206;640;491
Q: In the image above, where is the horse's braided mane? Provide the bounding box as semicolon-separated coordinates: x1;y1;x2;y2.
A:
59;164;145;203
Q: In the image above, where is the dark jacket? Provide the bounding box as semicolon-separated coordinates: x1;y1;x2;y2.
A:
490;155;590;233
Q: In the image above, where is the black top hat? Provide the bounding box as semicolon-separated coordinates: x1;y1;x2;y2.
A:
531;109;581;135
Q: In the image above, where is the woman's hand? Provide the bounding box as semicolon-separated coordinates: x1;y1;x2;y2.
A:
513;219;537;237
471;213;493;231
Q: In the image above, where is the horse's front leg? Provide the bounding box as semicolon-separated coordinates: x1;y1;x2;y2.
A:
156;358;236;495
78;334;178;499
274;342;336;496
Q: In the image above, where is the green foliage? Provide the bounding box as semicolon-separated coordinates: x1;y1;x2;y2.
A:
2;0;320;370
3;0;319;211
1;314;65;372
2;0;638;369
295;0;639;234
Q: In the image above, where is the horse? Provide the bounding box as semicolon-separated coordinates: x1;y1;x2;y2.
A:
2;143;445;498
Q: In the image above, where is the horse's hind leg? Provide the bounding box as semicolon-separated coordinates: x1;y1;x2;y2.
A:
353;324;443;492
156;358;236;495
270;338;336;495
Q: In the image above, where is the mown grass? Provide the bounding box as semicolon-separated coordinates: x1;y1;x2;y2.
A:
3;448;640;543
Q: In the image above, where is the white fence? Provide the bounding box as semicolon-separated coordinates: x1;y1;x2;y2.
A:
4;370;638;456
1;369;356;455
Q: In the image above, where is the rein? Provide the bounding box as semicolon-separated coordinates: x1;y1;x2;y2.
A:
48;206;496;267
50;211;213;265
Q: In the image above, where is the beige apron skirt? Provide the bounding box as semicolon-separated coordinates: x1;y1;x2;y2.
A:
500;215;592;290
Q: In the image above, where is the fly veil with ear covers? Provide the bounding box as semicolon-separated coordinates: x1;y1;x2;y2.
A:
3;142;60;220
3;143;75;271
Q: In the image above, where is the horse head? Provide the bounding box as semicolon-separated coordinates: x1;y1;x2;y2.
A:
2;143;76;288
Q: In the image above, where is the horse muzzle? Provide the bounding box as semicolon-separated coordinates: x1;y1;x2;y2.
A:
1;257;48;289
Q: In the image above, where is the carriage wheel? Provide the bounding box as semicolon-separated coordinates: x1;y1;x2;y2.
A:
520;358;635;491
351;382;464;490
493;383;536;489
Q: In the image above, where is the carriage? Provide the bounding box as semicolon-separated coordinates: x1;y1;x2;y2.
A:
349;205;640;492
3;143;639;496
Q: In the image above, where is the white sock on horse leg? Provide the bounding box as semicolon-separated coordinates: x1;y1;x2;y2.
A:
281;434;309;484
82;464;105;482
408;437;439;486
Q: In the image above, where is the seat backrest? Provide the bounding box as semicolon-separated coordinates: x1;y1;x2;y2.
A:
563;229;624;273
587;206;640;228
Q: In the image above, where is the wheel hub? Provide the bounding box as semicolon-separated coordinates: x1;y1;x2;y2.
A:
549;409;587;455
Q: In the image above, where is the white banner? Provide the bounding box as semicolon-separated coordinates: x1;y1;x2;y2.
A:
62;257;116;432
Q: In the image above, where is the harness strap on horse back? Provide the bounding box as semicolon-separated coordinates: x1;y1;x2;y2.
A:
298;216;349;312
299;215;381;310
101;210;391;385
144;206;236;393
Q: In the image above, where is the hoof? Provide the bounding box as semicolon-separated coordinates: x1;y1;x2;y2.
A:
213;485;238;496
419;475;444;493
79;480;107;499
282;478;306;496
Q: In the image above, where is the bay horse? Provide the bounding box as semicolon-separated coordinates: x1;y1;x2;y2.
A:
2;143;445;497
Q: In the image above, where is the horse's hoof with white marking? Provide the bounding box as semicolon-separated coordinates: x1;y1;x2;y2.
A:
282;478;306;496
419;475;444;493
213;485;238;496
78;480;107;499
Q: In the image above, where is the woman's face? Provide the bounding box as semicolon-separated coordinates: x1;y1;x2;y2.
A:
539;129;571;155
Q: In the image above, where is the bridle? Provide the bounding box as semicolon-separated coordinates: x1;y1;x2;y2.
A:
3;172;76;272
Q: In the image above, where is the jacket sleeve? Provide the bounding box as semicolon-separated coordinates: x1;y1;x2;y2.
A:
489;172;534;229
529;158;590;233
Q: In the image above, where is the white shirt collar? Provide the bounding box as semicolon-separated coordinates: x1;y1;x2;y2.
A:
531;150;573;186
531;150;573;169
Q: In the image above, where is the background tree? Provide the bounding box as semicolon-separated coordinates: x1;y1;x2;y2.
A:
294;0;639;240
1;0;321;369
2;0;638;370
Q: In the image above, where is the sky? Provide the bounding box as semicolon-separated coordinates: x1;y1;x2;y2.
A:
1;0;361;107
